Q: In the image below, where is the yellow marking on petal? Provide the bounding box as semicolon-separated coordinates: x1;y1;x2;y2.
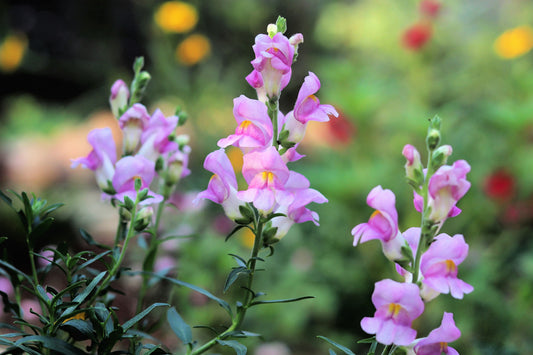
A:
439;342;448;352
369;210;381;220
308;94;319;102
445;259;457;273
388;303;402;317
494;26;533;59
261;171;275;185
238;120;252;130
154;1;198;33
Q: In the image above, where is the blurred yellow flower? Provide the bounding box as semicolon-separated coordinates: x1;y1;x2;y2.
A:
0;33;27;72
226;146;243;174
240;227;255;249
154;1;198;33
494;26;533;59
176;34;210;65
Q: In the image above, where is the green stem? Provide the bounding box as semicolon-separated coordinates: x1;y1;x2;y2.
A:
189;218;264;355
268;97;279;148
115;218;128;247
380;345;390;355
135;198;166;316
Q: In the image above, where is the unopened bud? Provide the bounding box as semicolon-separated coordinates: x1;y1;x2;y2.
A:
267;23;278;38
426;128;440;151
134;206;154;231
109;80;130;117
402;144;424;189
430;144;453;171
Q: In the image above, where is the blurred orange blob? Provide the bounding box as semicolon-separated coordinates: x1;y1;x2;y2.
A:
0;33;27;72
176;34;211;65
154;1;198;33
494;26;533;59
240;227;255;249
402;23;432;51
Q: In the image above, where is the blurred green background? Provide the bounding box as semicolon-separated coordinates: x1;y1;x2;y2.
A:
1;0;533;354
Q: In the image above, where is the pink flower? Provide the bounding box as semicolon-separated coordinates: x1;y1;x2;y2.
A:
246;32;295;99
109;79;129;117
238;146;293;212
0;276;13;297
270;171;327;240
119;103;150;154
420;233;473;300
111;155;163;205
427;160;471;222
138;109;179;161
195;149;245;220
352;186;405;260
413;312;461;355
218;95;273;153
395;227;421;282
71;127;117;191
361;279;424;346
281;73;338;145
402;144;423;186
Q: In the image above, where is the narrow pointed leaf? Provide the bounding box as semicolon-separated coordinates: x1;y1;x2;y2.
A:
16;335;87;355
122;303;169;331
250;296;314;307
60;271;106;318
224;267;250;293
216;339;247;355
317;336;355;355
167;307;192;344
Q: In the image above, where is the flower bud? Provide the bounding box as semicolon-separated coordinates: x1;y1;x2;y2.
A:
130;71;151;105
134;206;154;231
109;79;130;117
426;128;440;151
430;144;453;171
402;144;424;189
267;23;278;38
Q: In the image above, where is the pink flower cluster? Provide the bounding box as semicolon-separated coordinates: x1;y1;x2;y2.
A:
197;24;338;241
72;80;191;206
351;142;472;352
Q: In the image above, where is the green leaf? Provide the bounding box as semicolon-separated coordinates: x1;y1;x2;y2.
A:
0;190;13;207
122;303;169;331
229;254;247;268
329;350;337;355
0;337;41;355
317;336;356;355
224;330;261;338
79;228;111;250
16;335;87;355
60;319;96;341
225;225;251;242
216;339;247;355
28;216;54;239
224;266;250;293
60;271;107;318
250;295;314;307
167;307;192;344
0;260;32;284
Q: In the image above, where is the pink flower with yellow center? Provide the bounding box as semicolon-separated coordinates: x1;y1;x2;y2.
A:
411;312;461;355
238;146;293;212
111;155;163;205
352;186;405;260
420;233;473;300
361;279;424;346
218;95;273;153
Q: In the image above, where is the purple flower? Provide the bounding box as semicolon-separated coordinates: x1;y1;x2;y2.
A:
414;160;470;223
195;149;245;220
109;79;129;117
111;155;163;205
238;146;293;212
352;186;405;260
402;144;423;186
361;279;424;346
246;32;295;99
270;171;327;240
119;103;150;154
71;127;117;191
217;95;273;153
413;312;461;355
138;109;179;161
281;73;338;145
420;233;474;300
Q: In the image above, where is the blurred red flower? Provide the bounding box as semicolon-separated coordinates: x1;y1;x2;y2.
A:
419;0;441;18
483;169;515;201
402;23;433;51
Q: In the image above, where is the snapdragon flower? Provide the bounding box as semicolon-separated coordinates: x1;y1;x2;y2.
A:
246;32;296;99
411;312;461;355
109;79;129;117
352;186;406;260
281;72;338;145
195;149;245;220
119;103;150;154
217;95;273;153
71;127;117;192
361;279;424;346
138;109;179;161
238;146;293;213
420;233;474;301
111;155;163;205
269;171;327;240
